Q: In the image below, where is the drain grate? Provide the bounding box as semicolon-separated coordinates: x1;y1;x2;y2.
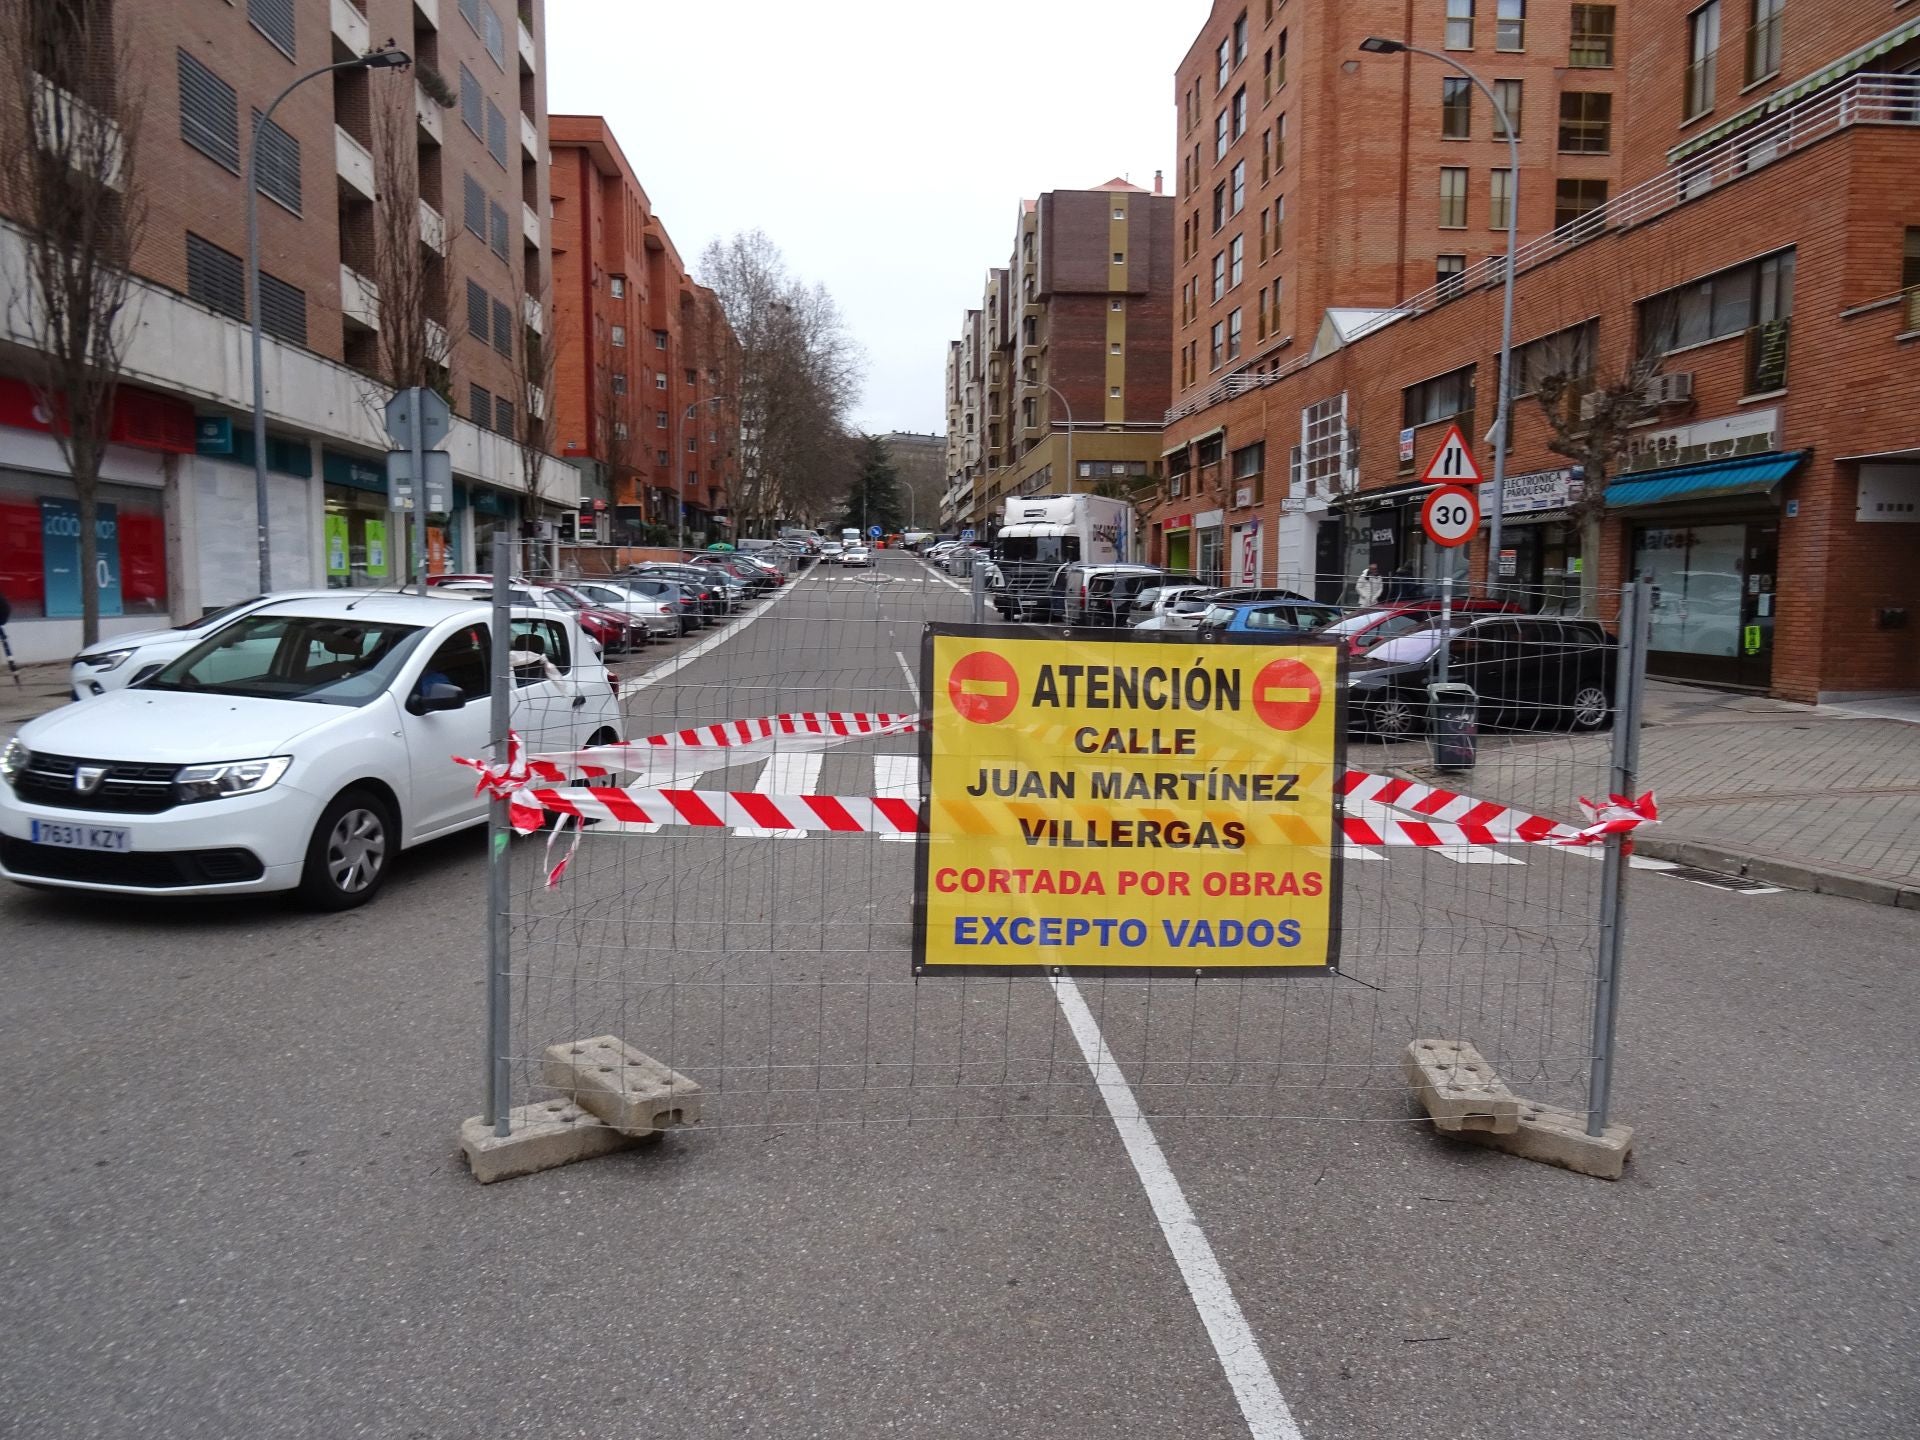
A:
1661;865;1784;893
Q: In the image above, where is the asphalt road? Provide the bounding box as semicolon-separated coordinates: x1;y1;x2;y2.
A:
1;549;1915;1439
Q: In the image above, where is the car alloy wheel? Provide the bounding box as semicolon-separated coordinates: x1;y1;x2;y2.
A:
327;806;388;893
1371;692;1421;739
1570;684;1612;730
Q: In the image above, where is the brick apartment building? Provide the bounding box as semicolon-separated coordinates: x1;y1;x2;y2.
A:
547;115;740;548
942;179;1175;536
0;0;578;664
1150;0;1920;700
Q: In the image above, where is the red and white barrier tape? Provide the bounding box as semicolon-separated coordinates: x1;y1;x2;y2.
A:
455;714;1656;886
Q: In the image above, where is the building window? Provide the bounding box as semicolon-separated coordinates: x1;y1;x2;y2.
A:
493;396;513;437
1227;308;1243;360
1904;228;1920;290
1231;159;1245;213
1113;251;1125;265
1271;276;1282;332
1230;234;1244;288
1745;0;1782;85
1403;364;1476;428
1489;168;1513;228
1492;0;1527;50
1232;86;1248;138
1233;9;1248;63
1436;254;1467;296
488;201;509;260
1686;2;1720;119
1446;0;1474;49
1276;28;1288;88
1258;208;1269;261
609;276;625;299
482;4;506;68
468;383;491;422
1212;250;1227;301
466;280;490;344
246;110;303;214
1210;321;1225;370
1442;77;1472;138
177;50;239;173
1569;4;1616;66
1554;178;1609;229
459;63;483;138
1111;342;1123;355
1439;167;1468;228
656;371;668;389
1217;36;1231;90
1260;128;1271;183
1273;194;1285;250
1216;107;1230;160
611;373;626;394
608;325;625;348
686;435;697;452
258;273;305;346
1493;78;1523;137
1111;299;1124;312
1558;92;1613;152
1109;386;1122;399
486;100;508;168
1643;249;1793;355
1256;285;1268;338
185;233;246;321
463;173;486;239
491;298;512;359
1514;319;1597;396
1212;181;1227;231
686;367;698;385
247;0;296;58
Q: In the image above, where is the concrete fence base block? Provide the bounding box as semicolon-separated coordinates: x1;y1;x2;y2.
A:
1402;1039;1521;1134
541;1035;704;1137
1455;1101;1635;1181
459;1100;637;1184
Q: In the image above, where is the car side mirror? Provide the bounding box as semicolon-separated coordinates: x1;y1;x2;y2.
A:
409;680;467;715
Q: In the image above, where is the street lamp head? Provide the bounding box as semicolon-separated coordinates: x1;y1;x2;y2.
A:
360;46;413;70
1358;36;1406;53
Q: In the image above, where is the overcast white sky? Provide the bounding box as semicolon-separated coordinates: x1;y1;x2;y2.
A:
548;0;1207;438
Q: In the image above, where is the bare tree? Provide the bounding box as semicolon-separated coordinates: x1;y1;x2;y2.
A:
368;81;455;403
1;0;145;646
699;231;863;534
505;261;562;567
592;326;647;537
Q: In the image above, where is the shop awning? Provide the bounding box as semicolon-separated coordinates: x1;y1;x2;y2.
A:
1605;451;1806;508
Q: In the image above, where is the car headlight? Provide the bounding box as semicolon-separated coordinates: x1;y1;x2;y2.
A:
78;647;136;672
1;738;27;785
173;756;293;803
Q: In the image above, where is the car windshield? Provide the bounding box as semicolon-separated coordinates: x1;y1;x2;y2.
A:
1134;588;1165;608
997;535;1079;565
1361;626;1466;665
1199;605;1237;628
1324;609;1434;647
178;596;266;631
1172;595;1214;614
540;586;588;610
145;614;426;705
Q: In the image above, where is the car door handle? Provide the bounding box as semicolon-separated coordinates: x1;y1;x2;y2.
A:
572;693;586;707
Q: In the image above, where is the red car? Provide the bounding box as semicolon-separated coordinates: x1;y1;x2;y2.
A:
1321;598;1524;654
427;575;643;655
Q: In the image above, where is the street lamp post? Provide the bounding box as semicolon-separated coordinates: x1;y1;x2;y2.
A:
247;46;410;593
1023;380;1075;496
1361;36;1518;593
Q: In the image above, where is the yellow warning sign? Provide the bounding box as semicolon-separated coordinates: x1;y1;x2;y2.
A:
914;625;1344;975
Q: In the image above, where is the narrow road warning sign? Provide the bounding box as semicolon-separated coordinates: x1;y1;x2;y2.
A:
1419;423;1482;485
917;625;1344;976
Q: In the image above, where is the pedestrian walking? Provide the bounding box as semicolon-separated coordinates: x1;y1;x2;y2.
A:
0;589;18;688
1355;564;1384;607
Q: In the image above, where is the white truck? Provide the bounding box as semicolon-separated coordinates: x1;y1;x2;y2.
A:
989;493;1133;621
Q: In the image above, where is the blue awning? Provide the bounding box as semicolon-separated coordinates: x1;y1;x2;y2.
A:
1606;451;1806;509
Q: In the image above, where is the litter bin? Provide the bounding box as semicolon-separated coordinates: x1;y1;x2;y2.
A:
1427;681;1478;771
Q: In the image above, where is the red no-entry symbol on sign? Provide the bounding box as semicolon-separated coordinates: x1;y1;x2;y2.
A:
947;650;1020;724
1251;657;1322;731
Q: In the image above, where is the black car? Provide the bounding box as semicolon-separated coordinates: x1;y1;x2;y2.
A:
628;565;727;622
1346;616;1617;737
1084;569;1168;627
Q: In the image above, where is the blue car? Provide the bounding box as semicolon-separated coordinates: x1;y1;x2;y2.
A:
1196;598;1345;637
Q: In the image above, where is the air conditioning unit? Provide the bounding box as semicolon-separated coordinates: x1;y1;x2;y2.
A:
1646;371;1694;406
1578;391;1606;422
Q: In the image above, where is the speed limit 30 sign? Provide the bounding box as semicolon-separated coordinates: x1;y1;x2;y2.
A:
1421;485;1480;548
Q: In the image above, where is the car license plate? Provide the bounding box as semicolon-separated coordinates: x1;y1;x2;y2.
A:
29;820;132;852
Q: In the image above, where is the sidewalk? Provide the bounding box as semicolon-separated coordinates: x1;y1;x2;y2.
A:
1422;680;1920;908
0;662;73;745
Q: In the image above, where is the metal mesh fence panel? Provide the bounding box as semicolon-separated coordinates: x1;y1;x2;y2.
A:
485;551;1642;1138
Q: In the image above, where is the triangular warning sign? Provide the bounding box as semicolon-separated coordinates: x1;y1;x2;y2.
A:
1419;424;1482;485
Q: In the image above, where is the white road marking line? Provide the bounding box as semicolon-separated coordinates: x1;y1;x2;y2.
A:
1629;854;1679;871
732;752;821;838
895;649;920;703
1049;977;1305;1440
617;571;807;697
1340;845;1385;861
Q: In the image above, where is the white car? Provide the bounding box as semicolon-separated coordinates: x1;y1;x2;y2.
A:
840;546;872;568
0;593;621;909
819;542;846;564
69;591;333;699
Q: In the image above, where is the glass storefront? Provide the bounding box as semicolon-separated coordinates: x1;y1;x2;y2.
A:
322;485;392;589
1631;520;1778;688
0;470;168;620
1501;519;1583;614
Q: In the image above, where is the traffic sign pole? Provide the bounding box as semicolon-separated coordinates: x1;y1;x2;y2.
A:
409;391;427;594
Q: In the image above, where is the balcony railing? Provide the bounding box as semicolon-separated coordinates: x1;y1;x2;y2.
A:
1164;72;1920;425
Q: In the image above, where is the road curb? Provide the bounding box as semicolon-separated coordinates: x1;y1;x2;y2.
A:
1628;835;1920;910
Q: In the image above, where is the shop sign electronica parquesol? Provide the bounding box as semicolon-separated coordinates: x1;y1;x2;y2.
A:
915;625;1344;976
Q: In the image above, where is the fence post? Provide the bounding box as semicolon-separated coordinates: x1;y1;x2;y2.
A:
484;532;514;1135
970;552;987;623
1586;576;1648;1136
